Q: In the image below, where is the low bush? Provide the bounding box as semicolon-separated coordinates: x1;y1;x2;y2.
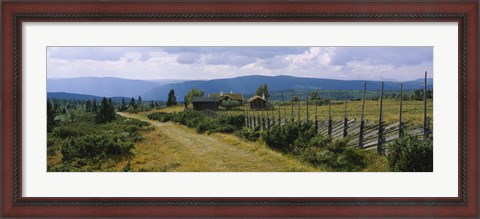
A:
299;137;367;171
263;121;386;171
48;111;152;171
234;128;261;141
53;125;88;138
61;134;134;161
263;121;315;152
387;135;433;172
148;110;245;135
147;112;174;122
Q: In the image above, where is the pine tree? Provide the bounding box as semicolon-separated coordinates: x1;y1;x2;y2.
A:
47;98;56;132
107;98;115;121
185;88;205;104
86;100;92;112
256;84;270;100
129;97;136;109
166;89;177;107
137;96;142;109
92;99;98;112
119;98;127;112
96;97;116;123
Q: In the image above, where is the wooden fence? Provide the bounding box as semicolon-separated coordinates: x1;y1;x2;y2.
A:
208;72;432;154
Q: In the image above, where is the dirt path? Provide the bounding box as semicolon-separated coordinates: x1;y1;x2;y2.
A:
117;112;316;172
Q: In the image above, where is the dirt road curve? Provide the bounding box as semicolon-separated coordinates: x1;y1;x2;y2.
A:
117;112;315;172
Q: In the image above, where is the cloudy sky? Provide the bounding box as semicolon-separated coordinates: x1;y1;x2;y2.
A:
47;46;433;81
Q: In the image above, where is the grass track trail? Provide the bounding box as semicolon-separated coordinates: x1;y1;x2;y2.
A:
117;112;318;172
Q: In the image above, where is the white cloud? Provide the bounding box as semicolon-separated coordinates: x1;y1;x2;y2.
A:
47;46;433;81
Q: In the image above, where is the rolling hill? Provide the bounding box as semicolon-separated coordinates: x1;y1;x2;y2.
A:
140;75;433;101
47;77;159;98
47;92;138;103
47;75;433;101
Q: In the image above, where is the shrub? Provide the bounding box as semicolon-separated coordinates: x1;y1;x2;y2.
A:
263;122;383;171
218;115;245;130
196;120;214;133
299;137;368;171
53;125;87;138
263;121;315;152
235;128;260;141
263;123;295;152
147;112;174;122
221;99;241;109
61;134;134;161
147;110;245;135
123;118;150;127
387;135;433;172
300;136;366;171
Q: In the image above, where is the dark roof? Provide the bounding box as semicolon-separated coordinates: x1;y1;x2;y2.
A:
192;96;220;102
248;95;266;102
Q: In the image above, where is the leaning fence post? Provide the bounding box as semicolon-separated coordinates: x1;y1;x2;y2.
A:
244;106;247;128
359;81;366;148
246;106;249;128
248;108;251;128
281;91;287;124
377;82;385;154
423;71;429;139
399;82;404;137
315;98;318;133
244;105;247;128
278;102;281;126
266;106;270;130
291;92;294;122
328;100;332;136
262;107;266;130
249;108;253;129
306;96;309;122
272;107;275;126
298;96;301;123
343;99;348;137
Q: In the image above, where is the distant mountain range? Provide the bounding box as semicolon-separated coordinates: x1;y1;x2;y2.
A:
47;75;433;101
47;92;136;103
47;77;159;98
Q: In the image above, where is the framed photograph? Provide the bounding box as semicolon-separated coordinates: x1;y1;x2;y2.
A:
1;0;478;217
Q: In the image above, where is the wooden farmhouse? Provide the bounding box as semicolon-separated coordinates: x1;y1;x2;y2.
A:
248;95;267;109
208;92;244;105
192;96;220;110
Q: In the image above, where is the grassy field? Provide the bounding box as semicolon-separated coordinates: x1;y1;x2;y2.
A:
118;112;320;172
218;99;432;126
140;98;432;125
47;106;392;172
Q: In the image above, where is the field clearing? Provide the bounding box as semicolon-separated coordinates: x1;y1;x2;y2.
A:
219;99;432;126
117;112;319;172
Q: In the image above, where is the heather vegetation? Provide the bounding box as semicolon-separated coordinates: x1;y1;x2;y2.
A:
147;103;431;172
147;110;391;171
148;110;244;134
387;134;433;172
47;98;153;171
47;86;433;172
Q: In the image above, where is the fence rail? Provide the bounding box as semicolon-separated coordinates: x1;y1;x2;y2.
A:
201;72;432;154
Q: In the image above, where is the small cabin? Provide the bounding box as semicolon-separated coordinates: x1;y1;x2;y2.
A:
248;95;267;109
208;92;244;105
192;96;220;110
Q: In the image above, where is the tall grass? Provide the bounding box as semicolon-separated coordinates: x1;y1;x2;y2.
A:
219;99;432;125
